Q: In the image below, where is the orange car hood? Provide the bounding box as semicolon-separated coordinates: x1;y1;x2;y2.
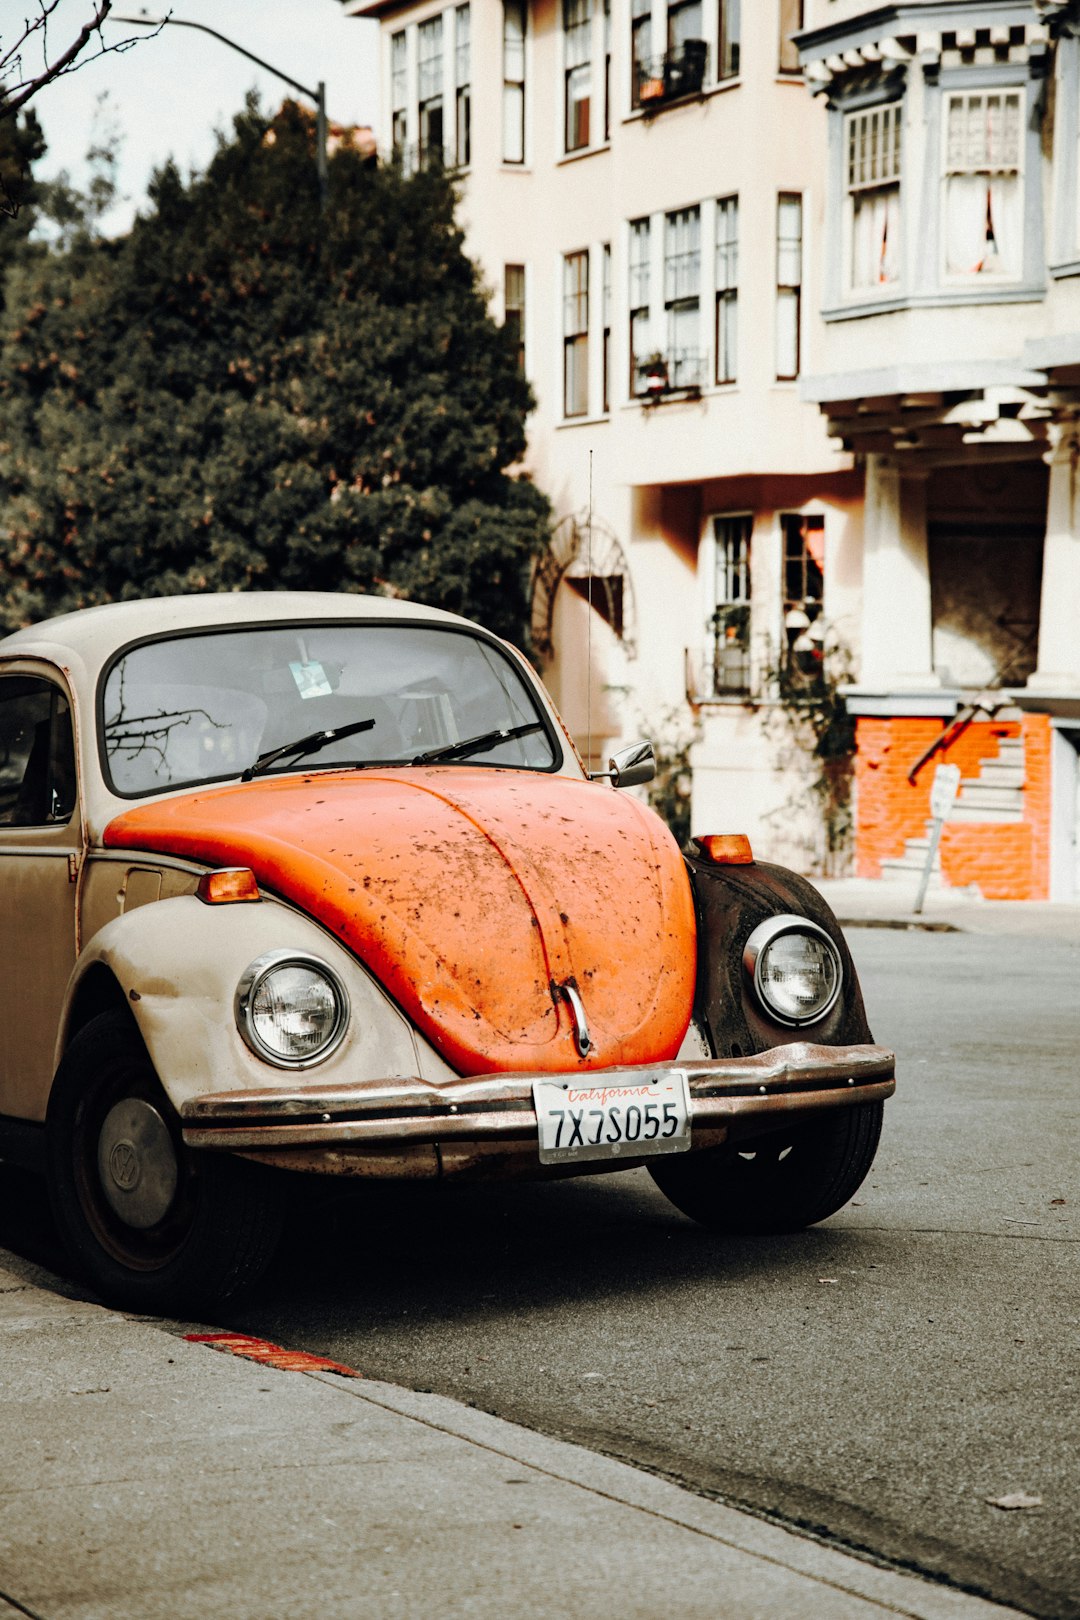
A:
104;768;697;1077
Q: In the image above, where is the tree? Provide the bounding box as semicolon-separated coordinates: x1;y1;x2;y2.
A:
0;101;551;647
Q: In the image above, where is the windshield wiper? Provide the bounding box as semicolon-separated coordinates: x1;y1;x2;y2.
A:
412;720;544;767
242;717;376;782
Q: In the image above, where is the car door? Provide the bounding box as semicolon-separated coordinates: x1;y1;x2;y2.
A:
0;668;80;1121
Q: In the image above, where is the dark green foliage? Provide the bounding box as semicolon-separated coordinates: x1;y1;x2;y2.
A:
0;101;550;644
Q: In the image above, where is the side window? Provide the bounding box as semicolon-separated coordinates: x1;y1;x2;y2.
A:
0;677;76;828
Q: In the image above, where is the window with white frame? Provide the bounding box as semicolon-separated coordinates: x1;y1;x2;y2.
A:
629;217;651;395
564;0;592;152
417;16;444;166
391;30;407;158
455;5;471;166
563;251;590;417
718;0;740;79
503;0;526;164
943;91;1023;278
665;206;702;388
846;104;901;292
715;195;738;384
776;192;802;380
708;515;752;695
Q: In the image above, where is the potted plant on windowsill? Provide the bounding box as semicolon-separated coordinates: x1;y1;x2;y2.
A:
641;353;670;398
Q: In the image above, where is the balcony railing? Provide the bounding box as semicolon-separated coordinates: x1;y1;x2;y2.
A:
636;350;706;402
634;40;708;112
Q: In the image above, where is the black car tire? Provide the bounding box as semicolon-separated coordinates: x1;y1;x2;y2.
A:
648;1100;884;1233
46;1009;283;1313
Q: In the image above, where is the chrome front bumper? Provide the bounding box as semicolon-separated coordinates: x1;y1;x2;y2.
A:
180;1041;895;1154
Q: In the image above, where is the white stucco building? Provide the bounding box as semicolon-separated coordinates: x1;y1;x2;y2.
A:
342;0;862;871
796;0;1080;900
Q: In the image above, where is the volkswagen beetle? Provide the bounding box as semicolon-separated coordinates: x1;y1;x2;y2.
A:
0;592;894;1311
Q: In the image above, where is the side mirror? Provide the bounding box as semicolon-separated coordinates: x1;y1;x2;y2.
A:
590;740;656;789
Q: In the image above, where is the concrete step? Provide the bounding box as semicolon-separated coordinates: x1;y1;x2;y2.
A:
956;782;1024;810
948;801;1024;823
993;738;1025;760
974;762;1026;788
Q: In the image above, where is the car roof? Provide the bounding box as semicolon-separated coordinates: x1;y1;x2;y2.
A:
0;591;474;663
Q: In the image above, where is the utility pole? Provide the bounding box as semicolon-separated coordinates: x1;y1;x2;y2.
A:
112;14;329;211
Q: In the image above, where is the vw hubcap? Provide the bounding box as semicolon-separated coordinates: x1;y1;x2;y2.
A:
97;1099;179;1229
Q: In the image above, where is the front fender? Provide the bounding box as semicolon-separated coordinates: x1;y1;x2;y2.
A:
60;895;453;1115
685;855;873;1060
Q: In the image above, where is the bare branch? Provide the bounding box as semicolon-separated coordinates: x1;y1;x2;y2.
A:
0;2;161;122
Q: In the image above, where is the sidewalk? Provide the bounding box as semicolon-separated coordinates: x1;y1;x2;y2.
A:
811;877;1080;941
0;1248;1027;1620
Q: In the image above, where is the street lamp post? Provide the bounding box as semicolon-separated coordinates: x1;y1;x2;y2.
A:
112;14;328;210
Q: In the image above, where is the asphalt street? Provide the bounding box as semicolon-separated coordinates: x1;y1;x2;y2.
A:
1;928;1076;1618
220;929;1080;1620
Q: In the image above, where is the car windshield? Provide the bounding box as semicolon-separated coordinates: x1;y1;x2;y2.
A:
100;621;558;796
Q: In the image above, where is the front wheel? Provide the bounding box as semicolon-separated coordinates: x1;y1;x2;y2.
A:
46;1009;283;1314
648;1101;883;1233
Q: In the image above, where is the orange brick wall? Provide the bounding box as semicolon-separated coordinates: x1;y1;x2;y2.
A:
854;713;1053;900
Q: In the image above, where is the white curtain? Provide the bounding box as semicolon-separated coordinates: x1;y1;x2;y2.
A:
946;175;1021;276
851;185;900;290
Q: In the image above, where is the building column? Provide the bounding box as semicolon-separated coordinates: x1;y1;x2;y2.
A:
1028;421;1080;693
858;454;940;691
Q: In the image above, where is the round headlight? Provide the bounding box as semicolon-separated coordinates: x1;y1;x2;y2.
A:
743;915;843;1027
235;951;349;1067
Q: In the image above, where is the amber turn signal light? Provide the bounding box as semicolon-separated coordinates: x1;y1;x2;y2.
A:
196;867;261;905
695;834;754;865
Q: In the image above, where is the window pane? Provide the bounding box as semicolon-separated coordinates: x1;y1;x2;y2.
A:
776;287;799;380
715;195;738;289
708;517;752;694
778;0;802;72
0;679;75;826
505;264;525;370
719;0;740;78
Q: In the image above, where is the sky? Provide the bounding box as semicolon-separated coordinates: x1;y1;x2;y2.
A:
18;0;381;235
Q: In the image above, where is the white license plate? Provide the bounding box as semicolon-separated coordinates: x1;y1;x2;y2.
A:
532;1071;691;1166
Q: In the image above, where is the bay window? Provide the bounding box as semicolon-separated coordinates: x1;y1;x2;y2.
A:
943;91;1023;279
846;103;901;292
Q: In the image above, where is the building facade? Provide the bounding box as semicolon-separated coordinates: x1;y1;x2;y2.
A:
343;0;864;873
797;0;1080;899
